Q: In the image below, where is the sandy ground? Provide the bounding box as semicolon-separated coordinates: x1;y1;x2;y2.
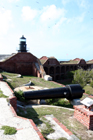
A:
14;86;47;92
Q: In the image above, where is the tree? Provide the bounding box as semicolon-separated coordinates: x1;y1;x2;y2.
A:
72;69;89;88
90;81;93;88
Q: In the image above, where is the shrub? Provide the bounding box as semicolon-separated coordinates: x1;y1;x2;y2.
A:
90;81;93;88
14;90;25;101
72;69;88;88
46;98;73;108
72;69;93;88
1;126;17;135
66;71;75;79
45;98;57;104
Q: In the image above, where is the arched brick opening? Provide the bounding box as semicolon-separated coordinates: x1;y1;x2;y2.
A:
70;65;73;71
56;66;60;74
61;74;65;80
86;65;89;69
66;66;69;72
44;67;48;74
56;75;60;80
74;65;77;70
52;76;54;81
61;66;65;73
84;66;87;70
50;66;54;74
80;65;85;69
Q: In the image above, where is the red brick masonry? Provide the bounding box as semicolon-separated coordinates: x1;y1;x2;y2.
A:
74;105;93;130
9;96;17;112
0;74;3;81
53;118;73;136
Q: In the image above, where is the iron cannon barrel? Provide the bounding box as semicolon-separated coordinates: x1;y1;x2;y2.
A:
23;84;85;100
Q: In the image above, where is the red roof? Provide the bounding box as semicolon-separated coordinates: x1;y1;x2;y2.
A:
73;58;81;61
40;56;48;60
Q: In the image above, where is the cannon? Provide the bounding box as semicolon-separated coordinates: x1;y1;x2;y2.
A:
23;84;85;100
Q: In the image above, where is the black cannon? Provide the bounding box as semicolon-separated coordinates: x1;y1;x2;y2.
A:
23;84;85;100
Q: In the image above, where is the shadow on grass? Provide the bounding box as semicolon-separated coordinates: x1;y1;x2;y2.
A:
6;81;14;90
1;74;7;79
17;107;42;125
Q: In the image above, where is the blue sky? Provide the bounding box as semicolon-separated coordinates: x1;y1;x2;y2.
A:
0;0;93;60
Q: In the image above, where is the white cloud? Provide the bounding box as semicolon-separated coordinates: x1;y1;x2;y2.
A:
0;9;12;35
8;0;19;2
76;0;88;8
62;0;70;5
52;17;67;32
22;6;37;21
62;0;89;9
64;12;85;25
40;5;66;22
74;12;85;23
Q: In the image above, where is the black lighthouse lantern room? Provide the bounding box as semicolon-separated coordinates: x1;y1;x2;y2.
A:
18;35;27;52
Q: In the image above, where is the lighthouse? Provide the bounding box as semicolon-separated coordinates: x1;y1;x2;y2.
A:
18;35;27;52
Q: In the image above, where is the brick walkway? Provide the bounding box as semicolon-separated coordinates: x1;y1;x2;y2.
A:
0;81;44;140
0;98;42;140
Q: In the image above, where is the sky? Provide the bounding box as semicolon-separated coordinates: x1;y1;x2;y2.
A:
0;0;93;61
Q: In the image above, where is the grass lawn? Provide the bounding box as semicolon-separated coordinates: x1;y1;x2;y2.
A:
84;85;93;95
0;72;62;89
17;106;93;140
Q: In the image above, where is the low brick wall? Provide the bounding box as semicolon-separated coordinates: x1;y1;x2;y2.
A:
0;73;3;81
9;96;17;112
0;75;17;112
53;117;73;136
74;105;93;130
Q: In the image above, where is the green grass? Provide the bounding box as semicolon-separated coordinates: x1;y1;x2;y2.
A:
1;72;18;78
41;118;55;138
0;89;8;98
0;72;62;89
84;85;93;95
17;106;74;126
57;138;67;140
1;126;17;135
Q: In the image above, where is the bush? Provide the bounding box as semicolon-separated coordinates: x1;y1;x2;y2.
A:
46;98;73;108
14;90;25;101
72;69;89;88
90;81;93;88
72;69;93;88
45;98;57;104
1;126;17;135
66;71;75;79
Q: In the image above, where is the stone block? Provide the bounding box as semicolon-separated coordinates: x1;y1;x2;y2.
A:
70;99;81;105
